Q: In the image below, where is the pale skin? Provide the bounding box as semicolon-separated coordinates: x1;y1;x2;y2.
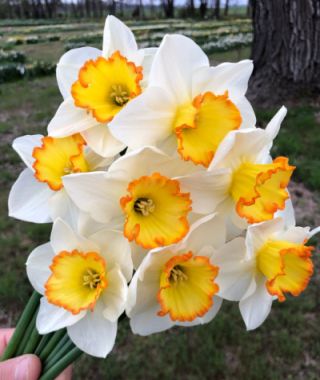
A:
0;328;72;380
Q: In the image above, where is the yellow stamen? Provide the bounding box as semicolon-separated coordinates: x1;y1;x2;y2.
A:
45;250;108;314
157;252;219;322
230;157;295;223
71;51;143;123
120;172;192;249
173;91;242;167
32;134;89;191
257;240;313;302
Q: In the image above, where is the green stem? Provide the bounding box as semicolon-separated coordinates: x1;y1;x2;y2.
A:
43;332;68;365
38;329;66;361
22;323;41;354
34;333;53;356
39;347;82;380
1;291;41;361
15;310;38;356
43;339;74;373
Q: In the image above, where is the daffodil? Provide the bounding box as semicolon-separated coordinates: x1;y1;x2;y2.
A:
62;146;230;267
26;218;132;357
8;134;111;224
184;106;295;231
126;213;251;335
48;15;156;157
224;217;316;331
109;34;255;168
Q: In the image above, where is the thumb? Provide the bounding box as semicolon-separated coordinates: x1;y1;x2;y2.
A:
0;354;42;380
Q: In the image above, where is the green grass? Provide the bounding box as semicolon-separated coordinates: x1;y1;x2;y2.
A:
0;69;319;378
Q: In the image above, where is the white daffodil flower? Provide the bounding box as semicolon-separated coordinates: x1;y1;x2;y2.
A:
62;146;230;267
109;34;255;168
126;213;252;336
48;15;157;157
27;218;132;358
188;106;295;232
8;134;112;225
224;217;316;331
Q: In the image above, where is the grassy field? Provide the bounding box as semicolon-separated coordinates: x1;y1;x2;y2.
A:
0;20;319;380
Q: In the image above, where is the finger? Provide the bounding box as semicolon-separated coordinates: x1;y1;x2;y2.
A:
0;328;15;356
0;354;41;380
55;364;73;380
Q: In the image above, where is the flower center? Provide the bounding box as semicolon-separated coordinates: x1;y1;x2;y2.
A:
109;84;130;106
120;172;192;249
173;91;241;167
45;250;108;314
133;197;155;216
32;134;89;191
157;252;219;322
257;240;313;302
71;51;143;123
83;268;102;289
230;157;295;223
169;265;188;283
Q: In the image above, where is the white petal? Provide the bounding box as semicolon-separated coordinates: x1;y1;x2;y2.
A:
309;226;320;239
239;275;273;331
26;243;54;295
108;146;195;181
149;34;209;104
48;189;81;230
67;302;117;357
57;47;102;99
63;171;127;224
235;96;256;130
265;106;287;141
85;148;113;171
101;265;128;322
209;128;269;171
213;238;255;301
182;213;226;253
48;98;99;137
275;197;296;228
109;86;175;149
278;226;310;244
178;169;231;214
140;47;157;88
192;60;253;100
130;242;149;269
37;298;85;334
8;168;53;223
103;15;139;62
89;229;133;281
50;218;99;254
81;124;125;158
246;218;285;259
129;303;174;336
12;134;43;170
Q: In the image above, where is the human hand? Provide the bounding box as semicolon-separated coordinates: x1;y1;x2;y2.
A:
0;328;72;380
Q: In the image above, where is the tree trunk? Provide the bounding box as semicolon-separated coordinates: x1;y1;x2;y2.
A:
200;0;207;18
224;0;229;16
162;0;174;17
214;0;220;19
251;0;320;102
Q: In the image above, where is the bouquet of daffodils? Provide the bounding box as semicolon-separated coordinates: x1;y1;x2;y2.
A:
2;16;318;379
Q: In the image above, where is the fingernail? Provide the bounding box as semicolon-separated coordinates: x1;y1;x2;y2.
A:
14;356;31;380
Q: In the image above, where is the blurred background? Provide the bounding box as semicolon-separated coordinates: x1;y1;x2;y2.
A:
0;0;319;379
